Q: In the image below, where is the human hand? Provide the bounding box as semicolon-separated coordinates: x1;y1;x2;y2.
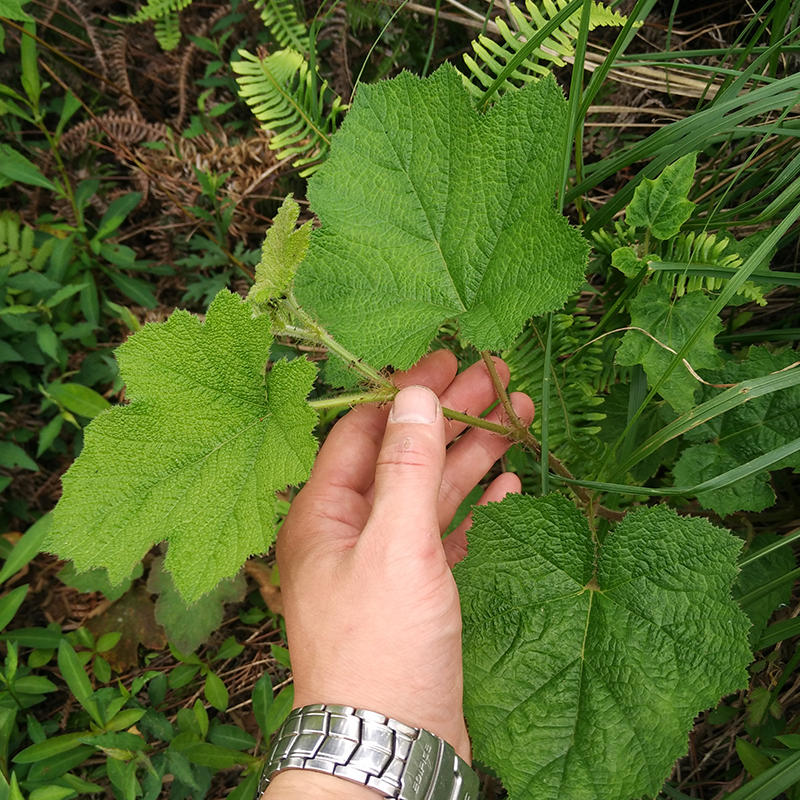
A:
274;350;534;767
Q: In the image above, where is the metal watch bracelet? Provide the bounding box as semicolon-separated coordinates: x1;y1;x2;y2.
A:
258;704;479;800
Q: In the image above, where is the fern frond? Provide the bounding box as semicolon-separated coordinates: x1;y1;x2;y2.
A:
505;309;606;470
0;212;55;275
154;9;181;50
462;0;629;98
60;113;170;156
652;231;767;305
232;48;347;176
590;220;638;256
251;0;309;53
112;0;191;30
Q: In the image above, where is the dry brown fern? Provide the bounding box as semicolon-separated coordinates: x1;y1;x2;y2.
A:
140;128;280;237
105;28;142;117
59;113;170;155
175;4;231;128
66;0;110;79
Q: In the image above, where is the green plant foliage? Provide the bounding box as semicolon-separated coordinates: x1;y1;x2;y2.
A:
248;194;311;308
734;535;796;647
505;310;606;467
0;211;54;275
596;382;678;482
147;556;246;653
626;152;697;240
4;7;800;796
616;282;722;413
153;9;182;51
461;0;629;97
0;0;32;22
673;347;800;516
251;0;309;52
295;64;588;369
456;493;751;800
233;48;346;175
113;0;192;27
45;290;319;601
650;231;769;306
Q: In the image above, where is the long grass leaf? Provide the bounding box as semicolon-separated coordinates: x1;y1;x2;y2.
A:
574;73;800;229
740;529;800;567
757;616;800;650
613;355;800;477
553;435;800;498
648;262;800;286
737;568;800;610
560;0;592;208
577;0;658;119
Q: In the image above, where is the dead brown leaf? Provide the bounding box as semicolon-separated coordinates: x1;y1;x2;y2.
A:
244;560;284;616
86;585;166;671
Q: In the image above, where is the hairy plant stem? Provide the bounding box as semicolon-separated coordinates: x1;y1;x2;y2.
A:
308;390;512;436
282;318;622;520
480;352;526;432
309;391;392;410
479;351;624;522
282;294;394;391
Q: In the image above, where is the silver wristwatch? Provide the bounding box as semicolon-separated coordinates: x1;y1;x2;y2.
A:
258;704;479;800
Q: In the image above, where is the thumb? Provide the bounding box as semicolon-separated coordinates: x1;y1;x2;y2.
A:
366;385;446;545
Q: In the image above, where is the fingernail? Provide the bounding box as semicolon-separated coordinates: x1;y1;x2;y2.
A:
390;386;439;424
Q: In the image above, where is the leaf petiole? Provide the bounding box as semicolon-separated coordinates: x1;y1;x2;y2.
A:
307;390;516;438
281;293;394;391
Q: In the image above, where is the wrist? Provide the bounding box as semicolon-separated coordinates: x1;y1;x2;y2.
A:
263;769;376;800
260;704;478;800
292;688;471;764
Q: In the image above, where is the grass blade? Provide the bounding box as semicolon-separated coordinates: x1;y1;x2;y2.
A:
575;72;800;230
613;362;800;479
740;529;800;567
757;616;800;650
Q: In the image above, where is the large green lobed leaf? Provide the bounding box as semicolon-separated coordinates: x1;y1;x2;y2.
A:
46;290;318;601
295;63;588;369
456;494;751;800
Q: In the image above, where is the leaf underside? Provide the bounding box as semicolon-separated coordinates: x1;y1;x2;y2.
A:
46;290;318;601
456;493;751;800
148;555;247;652
295;63;588;369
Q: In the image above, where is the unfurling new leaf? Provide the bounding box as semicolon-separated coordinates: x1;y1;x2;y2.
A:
295;63;588;369
455;493;751;800
248;194;312;308
46;290;318;601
